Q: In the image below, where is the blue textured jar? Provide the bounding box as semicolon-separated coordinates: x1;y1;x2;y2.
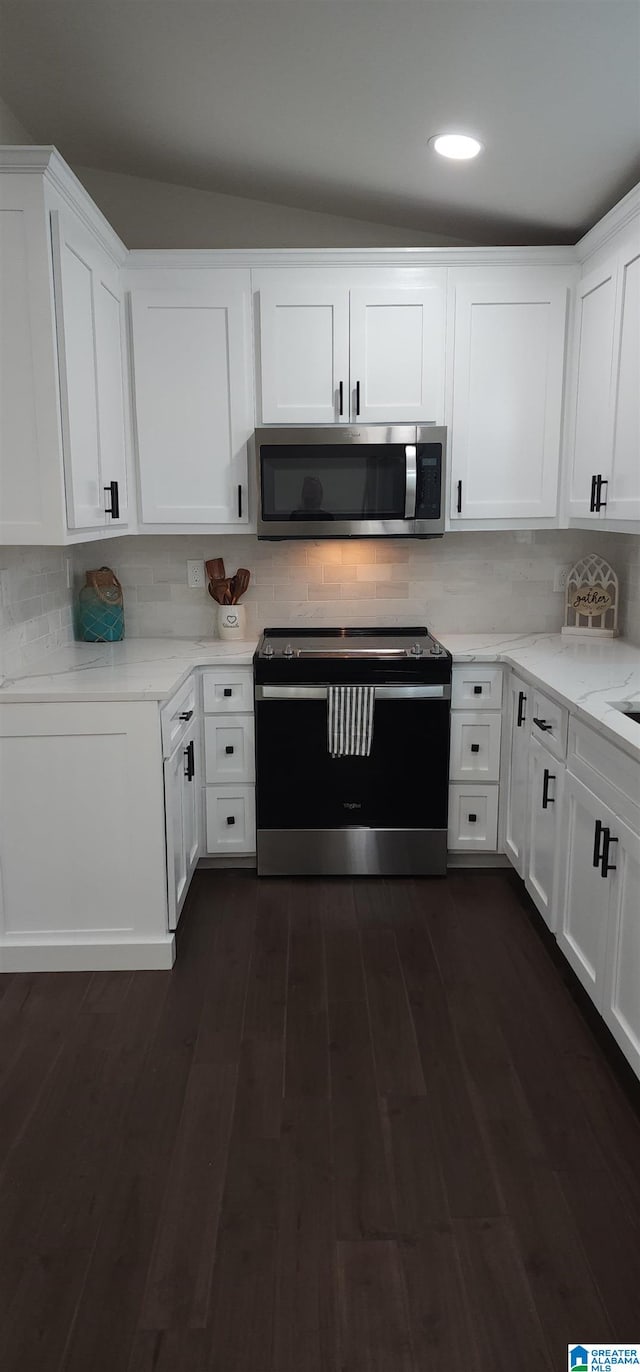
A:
78;567;125;642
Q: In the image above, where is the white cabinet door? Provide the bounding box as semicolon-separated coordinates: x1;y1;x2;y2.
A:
165;715;200;931
602;817;640;1077
259;284;349;423
50;211;104;529
525;737;564;931
450;274;568;519
130;278;252;524
556;773;612;1003
607;241;640;521
566;260;617;519
93;263;129;527
349;283;445;423
502;673;530;875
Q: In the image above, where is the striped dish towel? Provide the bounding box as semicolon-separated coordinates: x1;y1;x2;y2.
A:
327;686;375;758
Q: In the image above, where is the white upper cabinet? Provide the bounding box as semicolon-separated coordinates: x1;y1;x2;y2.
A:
566;232;640;524
0;152;129;544
348;283;445;422
259;284;349;424
608;240;640;520
565;261;618;519
51;210;129;530
450;272;569;521
129;273;253;527
256;272;446;425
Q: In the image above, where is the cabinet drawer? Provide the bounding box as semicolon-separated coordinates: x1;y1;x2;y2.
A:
569;718;640;833
449;711;501;781
451;665;503;710
202;668;253;714
205;786;256;854
161;674;198;756
448;784;499;852
530;688;568;760
204;714;255;784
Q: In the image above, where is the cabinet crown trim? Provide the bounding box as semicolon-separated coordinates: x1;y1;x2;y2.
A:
0;145;127;268
576;182;640;265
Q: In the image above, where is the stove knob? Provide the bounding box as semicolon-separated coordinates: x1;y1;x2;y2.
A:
429;643;442;656
263;642;274;657
410;642;423;657
283;643;295;658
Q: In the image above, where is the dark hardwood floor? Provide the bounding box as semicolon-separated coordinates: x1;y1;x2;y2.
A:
1;869;639;1371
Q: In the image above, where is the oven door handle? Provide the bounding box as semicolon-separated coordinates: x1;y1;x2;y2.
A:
404;445;417;518
255;683;450;701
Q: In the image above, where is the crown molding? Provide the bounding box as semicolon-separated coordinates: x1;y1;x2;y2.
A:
576;182;640;264
126;245;578;270
0;145;127;266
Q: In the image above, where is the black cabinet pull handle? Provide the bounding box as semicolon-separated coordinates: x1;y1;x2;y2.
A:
183;739;195;781
517;690;526;727
355;380;360;415
593;818;604;868
237;484;243;519
179;709;193;722
223;688;232;697
468;813;477;823
470;743;480;753
600;828;618;878
338;380;343;416
226;815;235;826
589;474;597;512
541;768;555;809
533;717;552;732
473;685;482;695
104;480;120;519
225;745;234;755
457;479;462;514
595;476;608;511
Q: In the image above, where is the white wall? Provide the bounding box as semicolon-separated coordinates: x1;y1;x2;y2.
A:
72;529;640;645
76;164;467;249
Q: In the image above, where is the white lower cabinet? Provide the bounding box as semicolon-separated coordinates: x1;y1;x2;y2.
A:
0;701;173;970
524;737;564;930
164;713;200;931
502;672;530;874
202;667;256;856
557;767;640;1078
448;665;502;853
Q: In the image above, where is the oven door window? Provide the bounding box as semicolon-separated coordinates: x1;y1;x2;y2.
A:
260;445;407;522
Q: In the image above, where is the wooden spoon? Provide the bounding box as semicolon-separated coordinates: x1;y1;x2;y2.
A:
205;558;225;583
232;568;251;603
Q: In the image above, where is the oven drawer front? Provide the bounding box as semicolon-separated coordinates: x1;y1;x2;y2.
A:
204;714;255;784
449;711;501;781
255;695;450;830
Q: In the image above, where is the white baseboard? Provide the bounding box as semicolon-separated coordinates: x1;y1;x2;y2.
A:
0;936;176;973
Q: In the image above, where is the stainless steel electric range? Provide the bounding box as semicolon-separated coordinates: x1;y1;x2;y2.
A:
253;626;451;877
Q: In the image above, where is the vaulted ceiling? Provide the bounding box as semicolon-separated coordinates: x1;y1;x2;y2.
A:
1;0;639;243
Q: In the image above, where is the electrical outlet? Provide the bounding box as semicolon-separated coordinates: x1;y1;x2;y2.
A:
553;564;570;593
187;560;205;589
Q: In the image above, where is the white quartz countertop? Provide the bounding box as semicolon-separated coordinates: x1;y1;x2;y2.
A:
1;630;640;762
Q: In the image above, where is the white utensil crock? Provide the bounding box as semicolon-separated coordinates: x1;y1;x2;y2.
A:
217;604;247;640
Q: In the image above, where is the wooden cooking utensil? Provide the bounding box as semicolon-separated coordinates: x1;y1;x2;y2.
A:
232;568;251;603
205;558;225;583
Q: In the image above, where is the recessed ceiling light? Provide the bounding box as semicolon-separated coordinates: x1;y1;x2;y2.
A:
429;133;484;160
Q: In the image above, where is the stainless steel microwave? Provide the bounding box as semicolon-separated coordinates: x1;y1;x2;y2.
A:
256;424;446;539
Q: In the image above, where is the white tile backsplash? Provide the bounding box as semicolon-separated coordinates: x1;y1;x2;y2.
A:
0;548;75;681
71;529;640;645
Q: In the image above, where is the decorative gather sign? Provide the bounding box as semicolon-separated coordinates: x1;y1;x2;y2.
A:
562;554;618;637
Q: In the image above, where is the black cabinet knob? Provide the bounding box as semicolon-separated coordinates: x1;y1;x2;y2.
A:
225;745;234;755
223;688;232;697
468;813;477;823
226;815;235;826
471;743;480;753
473;685;482;695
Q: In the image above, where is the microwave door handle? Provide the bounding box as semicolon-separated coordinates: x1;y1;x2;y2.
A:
404;445;417;518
